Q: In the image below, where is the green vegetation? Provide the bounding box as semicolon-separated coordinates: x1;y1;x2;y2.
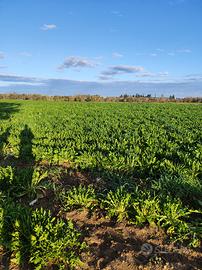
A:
0;100;202;268
59;184;97;211
101;186;132;222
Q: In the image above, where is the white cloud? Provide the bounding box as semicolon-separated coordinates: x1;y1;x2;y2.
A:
41;24;57;31
112;52;123;58
59;56;97;70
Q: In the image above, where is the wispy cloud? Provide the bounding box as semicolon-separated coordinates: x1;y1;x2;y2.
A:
185;73;202;78
158;71;169;77
112;52;123;58
41;24;57;31
59;56;97;70
100;66;169;80
176;48;191;53
136;52;158;57
0;73;44;83
136;48;191;57
0;65;7;69
0;52;5;59
150;53;157;57
99;75;113;81
167;48;191;56
19;51;32;57
111;10;123;17
156;48;165;52
100;65;144;80
135;71;169;78
103;65;144;74
184;73;202;81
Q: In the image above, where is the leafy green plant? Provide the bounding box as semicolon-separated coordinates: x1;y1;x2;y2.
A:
30;208;86;269
10;206;32;267
15;168;48;200
1;206;86;269
152;173;202;208
0;199;17;248
158;198;201;246
101;186;131;222
60;184;97;211
132;193;161;226
0;166;14;197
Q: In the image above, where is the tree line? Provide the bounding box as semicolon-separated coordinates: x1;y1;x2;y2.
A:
0;93;201;103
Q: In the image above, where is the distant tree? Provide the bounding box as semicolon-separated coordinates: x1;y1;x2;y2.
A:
123;93;129;99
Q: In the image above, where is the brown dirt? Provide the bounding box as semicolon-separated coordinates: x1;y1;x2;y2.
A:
64;209;202;270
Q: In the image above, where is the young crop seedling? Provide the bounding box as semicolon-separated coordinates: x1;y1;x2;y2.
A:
132;194;161;226
59;184;98;211
101;186;131;222
30;208;86;269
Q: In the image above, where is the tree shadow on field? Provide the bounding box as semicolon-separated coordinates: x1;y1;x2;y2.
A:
0;102;20;121
0;102;20;158
0;128;11;158
1;124;34;270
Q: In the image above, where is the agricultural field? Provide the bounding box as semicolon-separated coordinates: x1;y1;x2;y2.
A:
0;100;202;269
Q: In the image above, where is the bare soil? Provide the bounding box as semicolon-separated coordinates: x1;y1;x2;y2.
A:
64;209;202;270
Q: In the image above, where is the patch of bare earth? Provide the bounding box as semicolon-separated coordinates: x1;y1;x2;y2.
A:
65;209;202;270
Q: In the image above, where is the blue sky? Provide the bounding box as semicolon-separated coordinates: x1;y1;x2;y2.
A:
0;0;202;97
